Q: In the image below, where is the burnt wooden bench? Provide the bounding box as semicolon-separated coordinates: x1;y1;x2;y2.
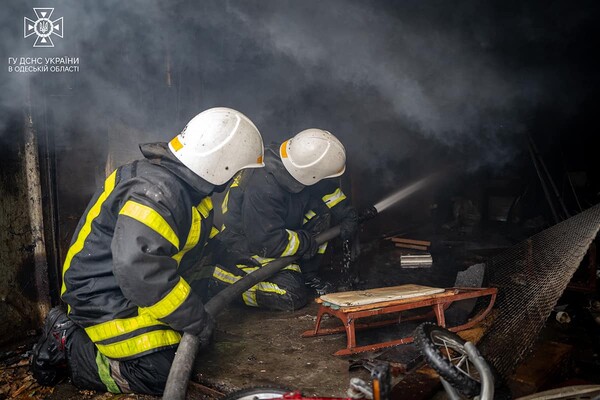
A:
301;284;497;356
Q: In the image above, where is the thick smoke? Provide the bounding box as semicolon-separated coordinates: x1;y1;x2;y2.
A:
1;0;598;191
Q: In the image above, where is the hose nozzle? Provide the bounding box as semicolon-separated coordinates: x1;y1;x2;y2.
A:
358;205;378;223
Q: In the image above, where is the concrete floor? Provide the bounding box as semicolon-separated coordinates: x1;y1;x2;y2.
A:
192;240;469;396
1;238;465;399
6;231;554;399
194;301;363;396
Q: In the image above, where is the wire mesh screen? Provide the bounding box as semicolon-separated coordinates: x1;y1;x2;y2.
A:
477;203;600;377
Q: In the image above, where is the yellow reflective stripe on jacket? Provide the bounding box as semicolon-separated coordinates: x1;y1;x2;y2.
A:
243;264;300;273
281;229;300;257
119;200;179;250
213;267;242;284
209;226;220;239
85;277;189;342
85;313;165;343
318;242;328;254
140;277;191;319
196;197;213;219
252;255;275;266
240;266;259;274
241;264;300;274
322;188;346;208
61;170;118;296
95;329;181;359
172;208;201;265
248;256;300;271
86;277;189;359
303;210;317;224
222;174;241;214
221;190;231;214
173;198;213;263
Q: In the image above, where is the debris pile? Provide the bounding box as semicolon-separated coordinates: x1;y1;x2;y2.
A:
0;346;54;399
386;237;433;268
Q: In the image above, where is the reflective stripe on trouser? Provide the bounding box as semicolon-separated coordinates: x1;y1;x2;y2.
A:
212;263;308;311
68;327;176;395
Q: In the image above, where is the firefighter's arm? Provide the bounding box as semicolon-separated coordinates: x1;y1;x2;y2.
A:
111;192;209;336
321;186;358;240
243;186;314;258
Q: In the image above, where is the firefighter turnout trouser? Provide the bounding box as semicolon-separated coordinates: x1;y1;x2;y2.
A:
211;208;331;311
67;327;175;395
211;258;310;311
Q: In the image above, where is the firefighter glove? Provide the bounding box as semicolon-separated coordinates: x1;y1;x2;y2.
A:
301;236;320;261
340;211;359;241
197;313;215;350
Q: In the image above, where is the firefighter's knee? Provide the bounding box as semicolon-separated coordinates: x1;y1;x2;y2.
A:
261;286;308;311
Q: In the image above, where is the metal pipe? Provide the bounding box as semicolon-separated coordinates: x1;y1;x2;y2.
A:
529;140;560;224
564;165;583;212
464;341;495;400
529;136;570;219
440;378;462;400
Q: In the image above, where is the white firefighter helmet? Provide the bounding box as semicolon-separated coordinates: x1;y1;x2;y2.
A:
168;107;264;185
279;129;346;186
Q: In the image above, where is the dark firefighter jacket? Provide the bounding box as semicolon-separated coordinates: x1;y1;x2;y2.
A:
218;144;356;262
61;142;218;360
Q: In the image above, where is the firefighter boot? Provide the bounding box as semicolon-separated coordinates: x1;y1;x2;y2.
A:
30;306;77;386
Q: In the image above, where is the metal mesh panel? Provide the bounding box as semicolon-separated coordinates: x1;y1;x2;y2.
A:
477;203;600;377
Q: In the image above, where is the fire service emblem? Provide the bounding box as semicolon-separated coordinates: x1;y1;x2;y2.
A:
24;8;63;48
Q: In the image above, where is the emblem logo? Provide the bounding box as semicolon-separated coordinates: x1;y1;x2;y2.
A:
24;8;63;48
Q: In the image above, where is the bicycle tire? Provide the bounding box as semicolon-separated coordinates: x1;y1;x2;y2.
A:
221;386;292;400
414;323;481;397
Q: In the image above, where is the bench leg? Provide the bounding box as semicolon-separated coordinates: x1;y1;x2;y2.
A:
312;306;327;335
345;317;357;350
433;303;447;327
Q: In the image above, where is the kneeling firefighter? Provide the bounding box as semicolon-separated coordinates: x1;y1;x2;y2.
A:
211;129;359;311
30;108;264;395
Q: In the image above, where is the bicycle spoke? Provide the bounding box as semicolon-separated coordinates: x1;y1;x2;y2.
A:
440;344;475;378
432;333;481;381
455;355;468;369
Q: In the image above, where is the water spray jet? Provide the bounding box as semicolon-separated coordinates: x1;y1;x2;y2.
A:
373;174;438;213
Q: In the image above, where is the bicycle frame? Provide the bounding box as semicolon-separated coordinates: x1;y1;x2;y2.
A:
224;362;391;400
439;341;495;400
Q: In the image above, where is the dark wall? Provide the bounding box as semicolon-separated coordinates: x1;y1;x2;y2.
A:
0;115;46;344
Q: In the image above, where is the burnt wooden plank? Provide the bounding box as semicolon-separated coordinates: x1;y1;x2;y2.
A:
391;368;441;400
508;341;573;397
389;238;431;247
395;243;429;251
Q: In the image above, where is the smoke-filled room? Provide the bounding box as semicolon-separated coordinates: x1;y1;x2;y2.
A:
2;1;600;399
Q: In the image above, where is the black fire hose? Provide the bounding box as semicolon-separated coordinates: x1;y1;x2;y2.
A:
162;207;377;399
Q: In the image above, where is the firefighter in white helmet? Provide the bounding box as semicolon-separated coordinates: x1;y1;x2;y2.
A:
31;108;264;395
212;129;358;310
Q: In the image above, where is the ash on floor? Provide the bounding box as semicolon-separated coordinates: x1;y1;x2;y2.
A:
193;240;469;396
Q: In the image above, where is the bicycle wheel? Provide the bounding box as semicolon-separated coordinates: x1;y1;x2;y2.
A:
414;323;481;397
221;386;292;400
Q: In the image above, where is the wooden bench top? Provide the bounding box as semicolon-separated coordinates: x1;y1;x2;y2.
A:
317;284;449;309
